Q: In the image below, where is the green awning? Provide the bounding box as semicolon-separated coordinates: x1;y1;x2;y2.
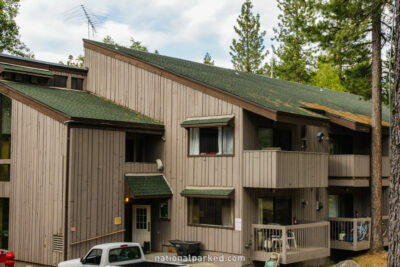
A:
0;63;54;77
125;175;172;198
181;116;234;128
180;187;234;198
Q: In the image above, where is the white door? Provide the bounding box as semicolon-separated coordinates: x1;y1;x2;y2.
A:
132;205;151;247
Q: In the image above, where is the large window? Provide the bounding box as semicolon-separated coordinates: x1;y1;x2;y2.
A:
50;75;68;88
258;128;292;150
258;197;292;225
189;126;233;156
71;77;84;90
0;95;11;182
125;133;161;163
188;198;233;227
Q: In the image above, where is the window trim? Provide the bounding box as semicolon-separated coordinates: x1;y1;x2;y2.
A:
186;197;235;230
186;125;235;158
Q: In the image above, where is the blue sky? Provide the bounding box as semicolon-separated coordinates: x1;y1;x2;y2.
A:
16;0;280;68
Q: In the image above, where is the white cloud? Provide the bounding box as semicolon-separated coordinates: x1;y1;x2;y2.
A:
15;0;280;68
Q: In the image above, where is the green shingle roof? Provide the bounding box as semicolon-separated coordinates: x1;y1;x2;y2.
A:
0;63;54;76
88;40;390;126
181;116;233;127
0;81;162;126
125;175;172;198
180;188;234;197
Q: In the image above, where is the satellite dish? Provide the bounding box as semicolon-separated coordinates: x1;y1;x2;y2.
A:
156;159;163;171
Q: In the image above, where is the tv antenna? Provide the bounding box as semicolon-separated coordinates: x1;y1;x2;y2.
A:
81;5;96;38
62;4;107;39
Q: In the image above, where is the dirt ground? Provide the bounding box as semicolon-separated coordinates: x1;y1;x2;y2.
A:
352;251;388;267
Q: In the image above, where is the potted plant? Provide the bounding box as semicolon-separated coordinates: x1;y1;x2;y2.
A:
339;230;346;241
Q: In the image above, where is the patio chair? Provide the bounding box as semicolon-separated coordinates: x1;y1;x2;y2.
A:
286;230;297;249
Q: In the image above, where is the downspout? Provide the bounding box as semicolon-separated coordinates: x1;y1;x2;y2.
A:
64;124;71;260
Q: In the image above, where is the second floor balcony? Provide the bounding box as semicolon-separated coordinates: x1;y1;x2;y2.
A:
243;149;328;188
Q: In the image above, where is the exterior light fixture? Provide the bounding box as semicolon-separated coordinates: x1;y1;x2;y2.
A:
124;197;130;203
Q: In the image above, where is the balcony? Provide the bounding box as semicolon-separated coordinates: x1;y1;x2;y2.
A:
252;222;330;264
329;155;390;178
243;150;328;188
329;216;388;251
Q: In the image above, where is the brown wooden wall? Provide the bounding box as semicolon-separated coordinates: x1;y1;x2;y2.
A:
84;48;243;256
0;182;10;198
329;155;390;178
67;128;163;259
9;100;67;266
243;150;328;188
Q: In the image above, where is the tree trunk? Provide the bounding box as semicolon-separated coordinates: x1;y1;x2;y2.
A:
389;0;400;265
370;1;383;253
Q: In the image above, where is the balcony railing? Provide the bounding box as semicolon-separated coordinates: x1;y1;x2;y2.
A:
329;216;388;251
243;150;328;188
329;155;390;178
252;222;330;264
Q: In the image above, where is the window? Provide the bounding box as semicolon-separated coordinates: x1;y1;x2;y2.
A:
328;194;354;218
84;249;102;265
0;198;9;249
160;201;169;219
188;198;233;227
0;95;11;182
125;133;161;163
329;134;354;154
71;77;84;90
189;126;233;156
258;128;292;150
258;197;292;225
50;75;68;88
109;247;141;263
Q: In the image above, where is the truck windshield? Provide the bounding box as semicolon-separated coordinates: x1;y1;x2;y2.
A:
109;247;141;263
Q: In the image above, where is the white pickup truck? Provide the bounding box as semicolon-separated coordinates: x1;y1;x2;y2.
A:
58;243;189;267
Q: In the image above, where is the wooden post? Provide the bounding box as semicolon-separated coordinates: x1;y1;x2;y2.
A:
282;227;287;263
353;219;358;250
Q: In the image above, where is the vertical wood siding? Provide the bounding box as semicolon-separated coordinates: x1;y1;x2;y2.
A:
243;150;328;188
329;155;390;177
9;100;67;266
0;182;10;198
67;128;163;259
84;49;243;256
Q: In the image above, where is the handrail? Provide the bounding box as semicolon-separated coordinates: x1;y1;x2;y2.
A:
243;150;328;155
70;229;126;246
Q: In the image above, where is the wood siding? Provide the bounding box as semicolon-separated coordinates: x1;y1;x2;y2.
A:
67;128;163;259
329;155;390;177
9;100;67;266
243;150;328;188
84;48;243;256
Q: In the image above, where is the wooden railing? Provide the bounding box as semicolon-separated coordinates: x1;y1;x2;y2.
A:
243;150;328;188
252;222;330;264
329;155;390;178
330;217;372;251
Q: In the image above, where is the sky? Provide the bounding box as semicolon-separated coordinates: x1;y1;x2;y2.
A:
15;0;280;68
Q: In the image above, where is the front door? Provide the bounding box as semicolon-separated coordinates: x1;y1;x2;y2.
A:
132;205;151;247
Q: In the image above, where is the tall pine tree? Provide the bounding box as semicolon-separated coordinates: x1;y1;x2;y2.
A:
203;52;215;65
309;0;372;98
230;0;267;74
272;0;314;83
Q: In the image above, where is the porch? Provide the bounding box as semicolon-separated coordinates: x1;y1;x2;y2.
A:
329;216;389;251
251;222;330;264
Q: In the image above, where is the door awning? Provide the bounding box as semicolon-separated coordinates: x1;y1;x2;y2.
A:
180;187;234;198
125;175;172;199
181;115;234;128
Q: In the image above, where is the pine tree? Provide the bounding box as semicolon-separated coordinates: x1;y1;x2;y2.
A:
309;0;372;98
272;0;314;83
0;0;33;57
203;52;214;65
130;38;148;52
229;0;268;74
